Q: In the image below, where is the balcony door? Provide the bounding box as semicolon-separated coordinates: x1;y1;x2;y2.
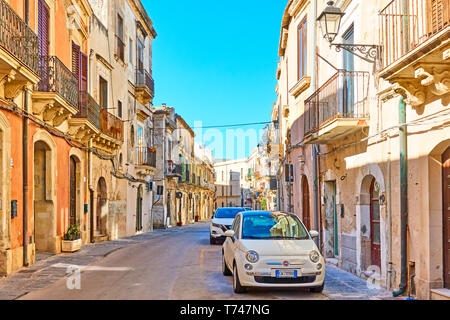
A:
37;0;49;90
342;26;354;116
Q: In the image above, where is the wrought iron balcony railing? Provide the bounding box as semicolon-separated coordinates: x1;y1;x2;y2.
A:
136;68;154;95
166;161;182;177
35;56;79;108
100;108;124;141
379;0;450;68
304;70;369;136
115;35;125;61
74;91;101;129
0;0;39;74
136;147;156;167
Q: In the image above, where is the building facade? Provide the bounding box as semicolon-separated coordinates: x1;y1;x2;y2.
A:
270;0;450;300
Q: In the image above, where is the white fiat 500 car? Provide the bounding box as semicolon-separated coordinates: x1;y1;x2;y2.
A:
222;211;325;293
210;207;246;244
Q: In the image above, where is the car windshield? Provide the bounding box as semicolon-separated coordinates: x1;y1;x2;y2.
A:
241;213;309;240
214;208;244;219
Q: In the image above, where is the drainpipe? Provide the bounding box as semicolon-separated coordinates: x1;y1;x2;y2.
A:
393;96;408;297
312;0;320;246
89;138;95;243
387;134;393;289
23;90;29;267
23;7;30;267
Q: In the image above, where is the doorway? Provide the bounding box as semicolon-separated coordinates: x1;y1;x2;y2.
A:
370;178;381;268
324;181;338;258
443;147;450;289
33;141;54;252
136;185;143;232
96;177;107;236
69;156;79;227
301;176;311;230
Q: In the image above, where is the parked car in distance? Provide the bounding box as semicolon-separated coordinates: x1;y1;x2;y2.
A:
222;211;325;294
210;207;246;244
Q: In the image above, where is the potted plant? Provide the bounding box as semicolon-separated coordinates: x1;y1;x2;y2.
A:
149;147;156;153
61;225;82;253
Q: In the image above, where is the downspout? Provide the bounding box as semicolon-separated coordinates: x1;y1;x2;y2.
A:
23;3;30;267
387;134;393;290
393;96;408;297
393;0;409;297
312;0;320;246
23;89;29;267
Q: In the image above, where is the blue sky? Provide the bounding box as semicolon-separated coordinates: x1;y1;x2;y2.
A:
142;0;286;159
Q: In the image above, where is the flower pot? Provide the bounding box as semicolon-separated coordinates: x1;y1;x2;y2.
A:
61;238;82;253
177;222;183;226
195;216;199;222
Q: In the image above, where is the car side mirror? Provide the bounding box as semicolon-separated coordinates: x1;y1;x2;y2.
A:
309;230;319;238
224;230;235;238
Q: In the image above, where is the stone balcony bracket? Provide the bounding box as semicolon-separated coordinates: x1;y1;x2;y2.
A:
415;64;450;97
390;79;426;107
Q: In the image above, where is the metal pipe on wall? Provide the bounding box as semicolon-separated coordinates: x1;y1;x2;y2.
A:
23;6;30;267
393;96;408;297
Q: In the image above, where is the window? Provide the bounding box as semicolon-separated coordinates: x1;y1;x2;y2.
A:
116;14;124;61
129;38;133;63
117;100;122;118
99;77;108;109
298;17;307;80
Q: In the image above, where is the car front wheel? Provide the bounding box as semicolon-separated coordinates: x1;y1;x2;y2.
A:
310;282;324;293
233;263;246;294
209;235;216;245
222;253;232;276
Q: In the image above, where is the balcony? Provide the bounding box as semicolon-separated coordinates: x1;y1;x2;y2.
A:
304;70;370;144
115;35;125;62
0;0;40;97
379;0;450;103
165;161;182;178
32;56;79;126
100;108;124;142
135;68;154;105
69;91;101;143
136;146;156;176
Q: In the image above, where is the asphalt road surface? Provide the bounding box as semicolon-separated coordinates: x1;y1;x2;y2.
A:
20;223;327;300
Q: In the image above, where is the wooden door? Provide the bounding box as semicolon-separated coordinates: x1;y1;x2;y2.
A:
302;176;311;230
69;157;76;226
370;179;381;268
443;147;450;289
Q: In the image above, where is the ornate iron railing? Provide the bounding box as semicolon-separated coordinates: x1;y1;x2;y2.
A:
115;35;124;61
100;108;124;141
136;68;154;95
304;70;370;136
166;161;182;176
136;146;156;167
74;91;101;129
36;56;79;108
0;0;39;74
379;0;450;68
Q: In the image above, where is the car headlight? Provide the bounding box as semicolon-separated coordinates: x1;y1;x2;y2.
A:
246;250;259;263
310;250;320;263
212;223;222;228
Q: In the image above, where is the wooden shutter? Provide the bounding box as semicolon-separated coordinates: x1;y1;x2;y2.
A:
80;52;88;92
37;0;49;57
72;42;80;85
428;0;450;34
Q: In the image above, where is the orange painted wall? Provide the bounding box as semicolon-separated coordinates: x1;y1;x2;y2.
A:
2;108;72;250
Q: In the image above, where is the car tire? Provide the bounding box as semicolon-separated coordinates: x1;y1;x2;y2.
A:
310;282;324;293
210;235;216;245
222;253;232;276
233;263;246;294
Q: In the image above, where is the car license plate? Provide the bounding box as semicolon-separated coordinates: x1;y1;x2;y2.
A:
275;269;298;278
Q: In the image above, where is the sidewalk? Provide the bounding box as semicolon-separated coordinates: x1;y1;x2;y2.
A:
323;264;404;300
0;225;194;300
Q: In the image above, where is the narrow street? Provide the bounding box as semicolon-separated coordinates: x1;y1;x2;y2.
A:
0;222;394;300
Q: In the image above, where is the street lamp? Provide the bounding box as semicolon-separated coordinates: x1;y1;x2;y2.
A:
317;1;380;64
317;1;345;43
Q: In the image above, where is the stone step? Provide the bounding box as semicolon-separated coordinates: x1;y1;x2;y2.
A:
431;288;450;300
93;235;109;243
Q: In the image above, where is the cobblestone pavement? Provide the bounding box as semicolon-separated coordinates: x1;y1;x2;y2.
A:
0;222;401;300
